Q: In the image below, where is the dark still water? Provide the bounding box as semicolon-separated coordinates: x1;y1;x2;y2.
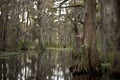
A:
0;50;119;80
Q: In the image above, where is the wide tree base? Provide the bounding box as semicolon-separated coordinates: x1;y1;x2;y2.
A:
69;64;102;77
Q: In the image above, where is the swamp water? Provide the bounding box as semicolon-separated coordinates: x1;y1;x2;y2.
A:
0;50;119;80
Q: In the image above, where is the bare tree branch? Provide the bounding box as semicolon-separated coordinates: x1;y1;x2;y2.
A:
54;4;84;9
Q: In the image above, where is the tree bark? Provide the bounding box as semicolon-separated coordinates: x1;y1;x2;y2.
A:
99;0;114;63
112;0;120;74
0;1;9;50
37;0;44;49
83;0;101;71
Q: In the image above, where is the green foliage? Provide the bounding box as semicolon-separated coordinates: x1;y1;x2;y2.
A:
96;4;100;12
101;63;111;70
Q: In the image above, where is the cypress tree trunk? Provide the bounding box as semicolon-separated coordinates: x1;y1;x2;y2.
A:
83;0;101;71
99;0;115;63
70;0;101;74
99;0;120;75
37;0;44;49
112;0;120;75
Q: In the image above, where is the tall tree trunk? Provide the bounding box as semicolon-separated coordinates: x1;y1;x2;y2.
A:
112;0;120;74
21;1;27;50
99;0;114;63
69;0;81;52
73;21;81;52
83;0;101;71
70;0;101;74
0;4;9;50
37;0;44;49
99;0;120;74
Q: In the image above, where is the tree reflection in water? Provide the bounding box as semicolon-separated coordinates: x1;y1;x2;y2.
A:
0;50;119;80
72;75;101;80
0;50;72;80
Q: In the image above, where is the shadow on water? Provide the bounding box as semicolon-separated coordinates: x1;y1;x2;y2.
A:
0;50;120;80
